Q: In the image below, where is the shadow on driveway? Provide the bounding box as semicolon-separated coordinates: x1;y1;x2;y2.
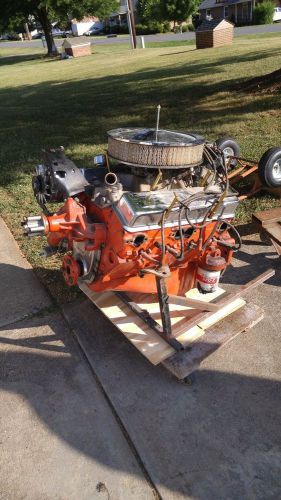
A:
0;259;280;498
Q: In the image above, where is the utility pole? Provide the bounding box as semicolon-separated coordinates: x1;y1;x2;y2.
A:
127;0;137;49
24;22;31;40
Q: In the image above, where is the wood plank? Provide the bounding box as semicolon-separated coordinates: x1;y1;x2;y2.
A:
79;283;175;364
253;207;281;226
162;303;264;379
174;297;245;339
171;269;274;336
270;238;281;256
168;295;220;312
262;222;281;246
79;283;246;366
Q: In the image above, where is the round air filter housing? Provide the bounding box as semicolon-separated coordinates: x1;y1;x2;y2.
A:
107;128;205;169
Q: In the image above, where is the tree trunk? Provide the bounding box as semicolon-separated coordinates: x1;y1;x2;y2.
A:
36;7;58;56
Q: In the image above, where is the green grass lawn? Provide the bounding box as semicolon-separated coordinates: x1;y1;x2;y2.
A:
0;35;281;302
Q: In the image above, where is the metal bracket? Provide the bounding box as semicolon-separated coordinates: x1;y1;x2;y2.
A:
115;290;183;352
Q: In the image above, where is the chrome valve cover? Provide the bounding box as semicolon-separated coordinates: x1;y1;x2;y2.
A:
114;188;239;232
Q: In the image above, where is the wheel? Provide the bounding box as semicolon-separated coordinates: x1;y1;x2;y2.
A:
215;137;241;168
258;147;281;188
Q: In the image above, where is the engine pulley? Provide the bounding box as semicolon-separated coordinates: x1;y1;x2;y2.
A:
62;255;82;286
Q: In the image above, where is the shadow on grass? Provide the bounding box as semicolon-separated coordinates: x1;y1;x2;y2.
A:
0;45;279;187
160;45;279;64
0;53;44;67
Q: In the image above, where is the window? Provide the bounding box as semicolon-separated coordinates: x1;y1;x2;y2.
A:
224;6;229;17
206;9;212;20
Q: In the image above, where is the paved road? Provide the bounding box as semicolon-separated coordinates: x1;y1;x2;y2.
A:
2;22;281;50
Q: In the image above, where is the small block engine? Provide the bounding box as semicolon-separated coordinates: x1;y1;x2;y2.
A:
22;128;241;297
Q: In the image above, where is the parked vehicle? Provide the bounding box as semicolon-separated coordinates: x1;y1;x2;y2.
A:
32;32;43;39
0;32;20;41
52;27;66;37
273;7;281;22
84;26;104;36
51;24;72;38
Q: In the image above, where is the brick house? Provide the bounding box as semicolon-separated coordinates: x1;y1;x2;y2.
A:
198;0;281;25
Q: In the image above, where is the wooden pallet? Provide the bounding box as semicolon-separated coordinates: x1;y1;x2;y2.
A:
253;207;281;256
79;269;273;379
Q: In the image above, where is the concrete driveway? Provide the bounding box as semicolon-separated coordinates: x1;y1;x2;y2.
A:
0;216;280;499
64;224;281;499
0;217;155;500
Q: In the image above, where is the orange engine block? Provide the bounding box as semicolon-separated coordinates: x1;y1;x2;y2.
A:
22;141;241;298
25;193;237;296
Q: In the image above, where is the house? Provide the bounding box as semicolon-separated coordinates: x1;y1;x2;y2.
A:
109;0;138;26
71;16;103;36
198;0;281;25
198;0;254;24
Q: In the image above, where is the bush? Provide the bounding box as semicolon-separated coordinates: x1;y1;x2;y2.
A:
163;21;171;33
154;22;164;33
135;21;164;35
135;24;146;35
253;1;274;25
118;24;129;34
105;24;129;35
181;25;188;32
187;23;195;32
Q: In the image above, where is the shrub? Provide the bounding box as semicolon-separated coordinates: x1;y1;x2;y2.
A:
135;21;164;35
118;24;129;34
181;25;188;32
135;24;146;35
163;21;171;32
187;23;195;31
253;1;274;25
154;21;164;33
106;24;129;34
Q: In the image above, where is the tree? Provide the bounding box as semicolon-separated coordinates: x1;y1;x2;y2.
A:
160;0;199;27
138;0;199;28
253;1;274;25
0;0;119;56
137;0;162;23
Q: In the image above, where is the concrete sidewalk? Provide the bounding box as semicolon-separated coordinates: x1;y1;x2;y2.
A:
0;217;155;500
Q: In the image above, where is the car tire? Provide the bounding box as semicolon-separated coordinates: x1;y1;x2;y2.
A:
258;147;281;188
215;137;241;167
